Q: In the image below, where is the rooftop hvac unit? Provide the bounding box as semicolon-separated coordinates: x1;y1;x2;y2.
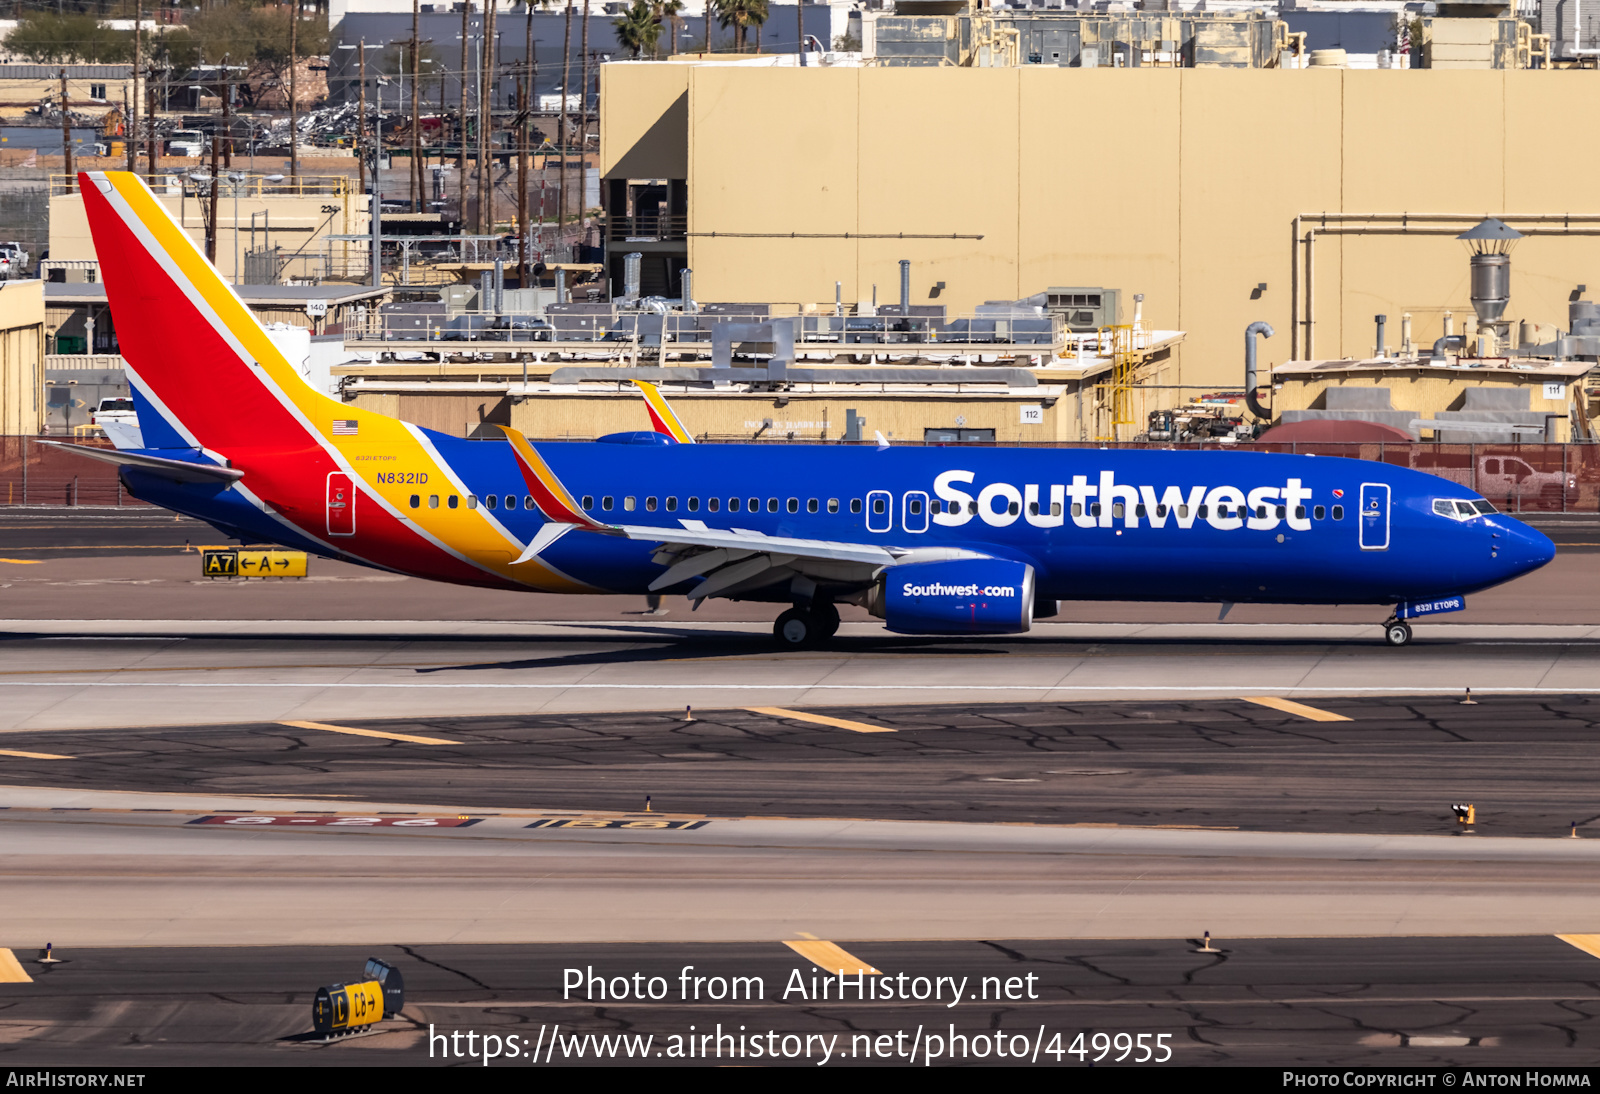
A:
1044;286;1120;332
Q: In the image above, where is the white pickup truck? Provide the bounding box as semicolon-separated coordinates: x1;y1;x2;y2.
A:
0;241;30;279
1477;454;1577;511
91;396;142;448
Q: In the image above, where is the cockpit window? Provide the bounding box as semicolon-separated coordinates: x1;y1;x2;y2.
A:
1434;498;1496;521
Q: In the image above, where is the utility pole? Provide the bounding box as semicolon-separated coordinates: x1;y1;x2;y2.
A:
289;0;299;183
357;40;367;197
145;81;156;182
481;0;497;235
220;53;231;170
459;2;470;223
372;77;383;289
411;0;423;213
798;0;804;65
516;74;527;286
578;0;590;256
128;0;140;172
518;6;532;286
557;0;571;243
206;130;220;263
59;68;72;177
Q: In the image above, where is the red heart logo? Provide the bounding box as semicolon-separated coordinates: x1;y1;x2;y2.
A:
1332;489;1344;498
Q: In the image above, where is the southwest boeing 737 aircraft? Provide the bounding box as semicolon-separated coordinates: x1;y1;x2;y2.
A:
54;171;1555;647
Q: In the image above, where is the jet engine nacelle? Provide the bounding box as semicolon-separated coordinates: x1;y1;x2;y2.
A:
876;558;1036;635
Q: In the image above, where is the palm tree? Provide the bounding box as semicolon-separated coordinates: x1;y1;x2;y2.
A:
709;0;766;53
613;0;660;58
655;0;684;57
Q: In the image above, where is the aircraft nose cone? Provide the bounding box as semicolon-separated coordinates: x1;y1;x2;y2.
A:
1495;519;1555;576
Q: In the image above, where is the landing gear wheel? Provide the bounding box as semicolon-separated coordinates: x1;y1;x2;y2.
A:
812;601;841;640
774;607;818;648
1384;621;1413;647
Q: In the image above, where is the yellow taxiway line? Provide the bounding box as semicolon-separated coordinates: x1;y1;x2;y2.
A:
1241;696;1353;723
784;934;881;975
0;949;34;983
747;707;896;734
0;749;72;760
276;720;457;746
1557;934;1600;961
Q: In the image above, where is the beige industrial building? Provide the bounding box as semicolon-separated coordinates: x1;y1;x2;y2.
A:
48;174;370;286
0;279;46;434
600;62;1600;403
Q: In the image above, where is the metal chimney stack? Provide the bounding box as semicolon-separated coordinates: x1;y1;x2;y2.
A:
622;252;642;302
1457;218;1522;326
899;259;910;317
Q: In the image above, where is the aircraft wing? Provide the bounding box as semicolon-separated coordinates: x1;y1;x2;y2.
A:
36;441;243;484
611;521;993;602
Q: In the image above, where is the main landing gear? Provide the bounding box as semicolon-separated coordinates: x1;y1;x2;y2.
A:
773;601;841;648
1383;617;1413;647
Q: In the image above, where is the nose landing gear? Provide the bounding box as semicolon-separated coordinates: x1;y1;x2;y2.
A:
1383;618;1413;647
773;601;841;648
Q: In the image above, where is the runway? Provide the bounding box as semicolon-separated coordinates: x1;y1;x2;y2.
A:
9;935;1600;1066
5;509;1600;1066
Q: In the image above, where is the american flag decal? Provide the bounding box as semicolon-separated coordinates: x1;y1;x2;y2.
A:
332;420;358;436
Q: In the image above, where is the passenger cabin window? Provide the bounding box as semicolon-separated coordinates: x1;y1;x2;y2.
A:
1091;503;1102;518
807;498;819;514
428;495;439;509
707;497;719;512
448;495;459;509
624;496;636;511
646;496;658;512
602;496;614;511
1177;505;1188;518
1154;504;1167;518
581;495;593;510
908;498;923;515
767;498;779;513
968;501;978;514
727;498;740;512
828;498;839;514
409;494;420;509
1072;503;1082;518
505;495;518;510
1112;503;1125;520
687;497;699;512
665;497;677;512
467;495;478;509
1275;505;1286;519
749;498;760;512
1197;505;1209;518
1332;505;1344;520
485;495;498;510
1134;504;1147;518
1313;505;1325;520
850;499;863;514
872;497;886;515
787;498;799;513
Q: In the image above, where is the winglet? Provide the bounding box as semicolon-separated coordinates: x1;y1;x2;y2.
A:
496;424;608;531
631;380;695;444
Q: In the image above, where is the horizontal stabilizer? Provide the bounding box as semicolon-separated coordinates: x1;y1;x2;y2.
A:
37;441;243;483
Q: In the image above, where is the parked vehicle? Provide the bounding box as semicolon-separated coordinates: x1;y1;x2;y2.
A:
167;130;205;158
0;241;30;279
